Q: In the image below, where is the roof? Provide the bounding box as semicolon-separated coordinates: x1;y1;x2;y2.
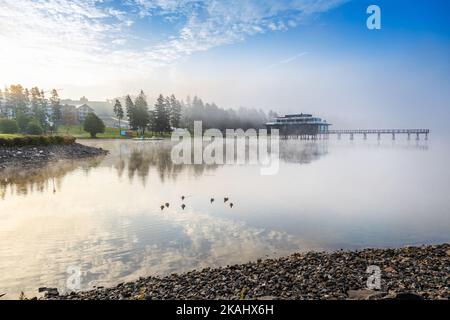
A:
76;103;94;110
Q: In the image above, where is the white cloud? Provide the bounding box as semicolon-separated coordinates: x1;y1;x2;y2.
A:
0;0;346;94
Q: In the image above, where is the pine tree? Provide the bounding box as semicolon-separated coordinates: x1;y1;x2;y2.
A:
133;90;150;137
125;95;136;130
154;94;171;134
3;87;12;118
164;96;173;131
113;99;124;130
9;84;28;116
169;94;181;128
30;87;47;128
50;89;62;131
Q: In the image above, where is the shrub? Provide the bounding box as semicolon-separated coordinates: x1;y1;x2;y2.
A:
83;113;105;138
0;135;76;147
26;121;44;135
16;112;31;133
0;119;19;134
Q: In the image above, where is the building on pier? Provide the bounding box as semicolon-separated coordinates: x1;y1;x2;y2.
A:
265;113;331;137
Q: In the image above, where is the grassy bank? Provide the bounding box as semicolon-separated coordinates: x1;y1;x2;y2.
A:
0;134;75;147
56;125;170;139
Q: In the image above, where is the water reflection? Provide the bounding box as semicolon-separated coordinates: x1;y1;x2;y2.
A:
0;156;105;199
1;140;332;197
0;138;444;299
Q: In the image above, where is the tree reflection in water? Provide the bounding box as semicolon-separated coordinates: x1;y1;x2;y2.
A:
0;140;331;199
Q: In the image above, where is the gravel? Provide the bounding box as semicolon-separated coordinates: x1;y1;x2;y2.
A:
43;243;449;300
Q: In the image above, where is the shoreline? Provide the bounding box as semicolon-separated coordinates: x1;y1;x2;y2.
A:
0;142;108;170
42;243;449;300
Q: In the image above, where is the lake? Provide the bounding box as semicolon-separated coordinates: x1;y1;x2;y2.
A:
1;137;449;298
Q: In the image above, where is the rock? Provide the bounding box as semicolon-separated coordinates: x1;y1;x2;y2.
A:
44;288;59;297
392;292;424;300
255;296;277;300
347;289;386;300
383;266;396;273
39;243;449;301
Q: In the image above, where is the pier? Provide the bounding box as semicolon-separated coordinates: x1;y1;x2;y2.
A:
278;129;430;140
328;129;429;140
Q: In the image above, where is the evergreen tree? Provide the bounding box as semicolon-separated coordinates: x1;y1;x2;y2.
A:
3;87;12;117
169;94;182;128
133;90;150;137
40;89;50;131
125;95;136;130
50;89;62;130
9;84;28;116
113;99;124;130
154;94;171;134
30;87;46;126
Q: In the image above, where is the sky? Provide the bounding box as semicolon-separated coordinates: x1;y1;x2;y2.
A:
1;0;449;131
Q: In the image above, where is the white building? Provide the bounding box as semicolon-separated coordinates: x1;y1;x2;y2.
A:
76;104;94;123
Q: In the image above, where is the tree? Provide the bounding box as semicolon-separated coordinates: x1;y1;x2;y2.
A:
50;89;62;132
26;120;43;135
9;84;28;116
125;95;136;130
16;112;31;133
133;90;150;137
113;99;124;130
153;94;171;134
0;119;19;133
30;87;47;130
169;94;182;128
83;112;105;138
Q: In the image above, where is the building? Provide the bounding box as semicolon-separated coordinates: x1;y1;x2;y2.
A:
61;104;78;125
76;104;94;123
265;113;331;137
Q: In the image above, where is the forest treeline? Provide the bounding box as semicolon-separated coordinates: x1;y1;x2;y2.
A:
115;91;279;135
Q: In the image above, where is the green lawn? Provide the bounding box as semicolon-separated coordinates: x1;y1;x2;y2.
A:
56;125;125;139
55;125;169;139
0;133;24;139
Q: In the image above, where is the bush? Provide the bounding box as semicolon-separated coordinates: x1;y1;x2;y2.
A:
16;113;31;133
0;135;76;147
0;119;19;134
26;121;43;135
83;113;105;138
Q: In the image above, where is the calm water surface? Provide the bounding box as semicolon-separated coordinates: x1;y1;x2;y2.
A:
1;138;449;298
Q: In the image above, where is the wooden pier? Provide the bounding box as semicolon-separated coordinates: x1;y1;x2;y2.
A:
279;129;430;140
328;129;430;140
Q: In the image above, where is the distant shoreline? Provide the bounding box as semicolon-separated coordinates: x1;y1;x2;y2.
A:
40;243;449;300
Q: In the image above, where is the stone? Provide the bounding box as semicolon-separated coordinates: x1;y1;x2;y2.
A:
383;266;396;273
347;289;385;300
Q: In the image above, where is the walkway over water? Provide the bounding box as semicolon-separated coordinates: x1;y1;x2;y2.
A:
328;129;430;140
279;129;430;140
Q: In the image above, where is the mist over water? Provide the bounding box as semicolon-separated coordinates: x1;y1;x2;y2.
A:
1;137;449;298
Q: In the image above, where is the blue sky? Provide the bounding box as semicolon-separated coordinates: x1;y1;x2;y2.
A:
1;0;449;130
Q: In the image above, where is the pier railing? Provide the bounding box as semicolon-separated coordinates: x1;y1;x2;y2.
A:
279;129;430;140
327;129;429;140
